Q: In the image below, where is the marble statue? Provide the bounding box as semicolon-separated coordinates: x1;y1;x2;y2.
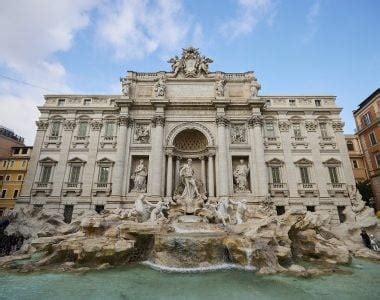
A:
230;199;247;224
370;235;379;251
198;56;213;75
128;194;151;222
131;160;147;192
149;200;169;223
215;78;226;97
250;83;259;98
168;55;182;77
173;158;207;214
154;76;166;97
216;197;233;226
233;159;250;192
120;77;131;97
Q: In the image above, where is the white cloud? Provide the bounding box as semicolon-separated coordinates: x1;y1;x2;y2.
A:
97;0;194;60
0;0;98;144
220;0;274;39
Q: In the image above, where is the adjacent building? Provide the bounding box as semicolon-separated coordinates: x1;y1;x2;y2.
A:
0;125;25;158
353;88;380;211
17;47;356;224
345;134;369;183
0;146;33;214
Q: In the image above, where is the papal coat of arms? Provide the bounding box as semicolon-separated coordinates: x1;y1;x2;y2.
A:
168;47;213;78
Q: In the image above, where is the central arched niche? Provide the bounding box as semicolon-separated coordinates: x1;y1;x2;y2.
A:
173;129;208;154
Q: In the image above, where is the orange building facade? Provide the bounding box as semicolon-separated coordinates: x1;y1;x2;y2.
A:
353;89;380;211
345;134;369;183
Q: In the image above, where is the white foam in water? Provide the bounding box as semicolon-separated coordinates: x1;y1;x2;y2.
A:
142;261;256;273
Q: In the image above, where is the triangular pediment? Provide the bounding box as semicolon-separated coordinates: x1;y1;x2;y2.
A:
294;158;313;165
39;157;57;164
97;157;114;164
68;157;86;164
323;158;341;165
266;158;284;166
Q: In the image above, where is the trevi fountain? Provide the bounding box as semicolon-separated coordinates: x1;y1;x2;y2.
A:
0;47;379;299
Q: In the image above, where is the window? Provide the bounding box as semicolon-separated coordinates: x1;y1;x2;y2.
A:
22;161;26;167
337;206;346;223
271;167;281;184
319;123;328;138
69;166;81;183
369;132;377;146
77;122;88;137
315;100;321;107
84;99;91;106
110;100;115;106
276;206;285;216
99;167;109;183
299;167;310;184
375;153;380;168
2;161;6;167
104;122;114;137
362;112;371;127
22;148;28;154
40;166;52;183
51;122;60;137
63;205;74;224
328;167;339;183
17;175;23;181
293;123;302;138
265;122;275;137
307;206;315;212
346;141;354;151
5;175;10;181
57;99;65;106
0;176;3;181
95;205;104;214
289;99;296;106
10;161;14;167
13;190;19;198
352;160;358;169
1;190;6;198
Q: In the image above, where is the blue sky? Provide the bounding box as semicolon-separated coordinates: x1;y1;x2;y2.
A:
0;0;379;144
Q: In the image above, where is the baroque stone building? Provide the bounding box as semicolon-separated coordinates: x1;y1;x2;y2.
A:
16;47;355;224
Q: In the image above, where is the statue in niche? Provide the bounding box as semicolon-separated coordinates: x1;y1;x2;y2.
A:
233;159;250;192
153;75;166;97
131;160;147;192
134;124;150;144
173;158;207;214
231;125;247;144
230;199;248;224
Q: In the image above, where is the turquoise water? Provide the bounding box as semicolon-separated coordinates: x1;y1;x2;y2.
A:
0;259;379;300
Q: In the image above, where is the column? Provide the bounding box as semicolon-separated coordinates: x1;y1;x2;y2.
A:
248;115;268;197
112;115;132;197
148;115;165;197
216;115;230;196
207;154;215;197
18;120;48;205
166;152;173;197
175;156;181;188
200;156;206;186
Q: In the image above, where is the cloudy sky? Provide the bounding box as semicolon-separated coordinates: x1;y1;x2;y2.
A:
0;0;379;145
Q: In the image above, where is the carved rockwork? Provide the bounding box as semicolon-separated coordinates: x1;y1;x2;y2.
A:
63;120;76;131
153;75;166;97
133;124;150;144
231;124;247;144
90;120;103;131
278;121;290;132
120;77;132;97
215;116;230;127
247;115;263;128
233;159;250;193
167;47;213;78
305;121;317;132
332;121;344;132
35;120;49;131
151;115;165;127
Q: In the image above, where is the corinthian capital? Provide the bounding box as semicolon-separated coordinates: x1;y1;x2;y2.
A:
35;120;49;131
118;116;133;127
215;115;230;127
247;115;263;128
63;120;76;131
90;120;103;131
151;115;165;127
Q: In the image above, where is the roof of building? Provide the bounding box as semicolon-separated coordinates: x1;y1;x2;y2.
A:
353;88;380;115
